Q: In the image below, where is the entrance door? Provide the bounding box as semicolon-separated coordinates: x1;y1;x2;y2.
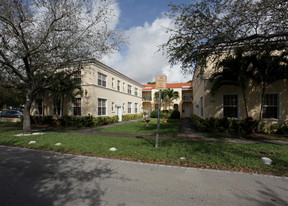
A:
185;107;190;118
117;106;122;122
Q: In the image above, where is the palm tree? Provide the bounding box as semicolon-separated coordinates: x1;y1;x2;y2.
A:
249;50;288;131
162;88;179;110
49;71;82;117
154;88;179;110
210;49;252;118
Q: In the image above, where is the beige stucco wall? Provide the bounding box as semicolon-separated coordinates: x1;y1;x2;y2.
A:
192;61;288;122
142;87;193;118
38;61;143;117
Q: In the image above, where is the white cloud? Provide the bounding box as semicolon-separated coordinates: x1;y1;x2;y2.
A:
101;15;192;84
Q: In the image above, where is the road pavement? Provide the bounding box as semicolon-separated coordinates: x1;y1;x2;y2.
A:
0;146;287;206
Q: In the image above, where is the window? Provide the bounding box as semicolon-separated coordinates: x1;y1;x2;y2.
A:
73;98;81;116
135;103;138;113
53;98;61;116
128;85;132;94
135;88;138;96
200;96;203;117
112;78;114;88
128;102;132;114
35;98;43;115
74;71;81;84
223;95;238;118
98;73;106;87
117;80;121;91
263;94;279;119
112;102;114;112
123;83;125;92
98;98;107;116
123;103;125;112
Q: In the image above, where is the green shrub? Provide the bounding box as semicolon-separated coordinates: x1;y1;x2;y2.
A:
42;116;54;125
190;114;205;131
122;114;142;121
190;114;259;134
150;109;159;118
169;110;180;119
60;115;94;127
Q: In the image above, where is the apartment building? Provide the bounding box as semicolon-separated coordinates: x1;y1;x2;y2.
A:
35;59;143;121
192;56;288;123
142;83;193;118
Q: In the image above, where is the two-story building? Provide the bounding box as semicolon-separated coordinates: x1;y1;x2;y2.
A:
192;55;288;123
142;83;193;118
35;59;143;121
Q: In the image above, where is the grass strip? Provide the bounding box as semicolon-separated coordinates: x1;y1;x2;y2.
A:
0;129;287;176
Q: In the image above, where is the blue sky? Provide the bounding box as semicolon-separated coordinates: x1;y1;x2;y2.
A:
118;0;192;29
101;0;193;84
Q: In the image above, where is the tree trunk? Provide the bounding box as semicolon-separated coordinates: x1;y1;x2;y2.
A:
242;89;249;119
257;85;266;132
23;91;33;134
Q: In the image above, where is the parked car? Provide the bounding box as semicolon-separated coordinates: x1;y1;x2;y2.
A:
0;110;23;118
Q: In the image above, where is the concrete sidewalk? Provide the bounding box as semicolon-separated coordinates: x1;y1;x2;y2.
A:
0;146;287;206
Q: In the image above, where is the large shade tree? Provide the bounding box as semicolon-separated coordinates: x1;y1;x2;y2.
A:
163;0;288;128
0;0;125;134
163;0;288;71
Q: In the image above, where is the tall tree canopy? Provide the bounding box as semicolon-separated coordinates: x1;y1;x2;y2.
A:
0;0;125;133
163;0;288;70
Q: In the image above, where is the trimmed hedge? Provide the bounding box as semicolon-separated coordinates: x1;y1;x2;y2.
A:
150;109;180;119
26;113;142;128
190;114;258;134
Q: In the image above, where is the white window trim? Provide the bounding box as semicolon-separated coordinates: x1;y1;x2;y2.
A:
112;78;115;88
261;93;281;120
72;97;82;116
222;94;240;119
135;103;138;113
117;80;121;91
128;102;132;114
111;102;115;113
98;98;107;116
98;72;107;87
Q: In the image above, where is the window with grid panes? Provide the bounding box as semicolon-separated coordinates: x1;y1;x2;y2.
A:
135;103;138;113
134;88;138;96
98;98;107;116
73;98;81;116
98;73;106;87
263;94;279;119
128;85;132;94
128;102;132;114
117;81;120;91
223;95;238;118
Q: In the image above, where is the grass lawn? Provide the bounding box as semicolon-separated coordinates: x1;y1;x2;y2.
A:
0;122;22;127
98;119;181;136
0;129;287;176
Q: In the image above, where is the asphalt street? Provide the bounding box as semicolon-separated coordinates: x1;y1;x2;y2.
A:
0;146;287;206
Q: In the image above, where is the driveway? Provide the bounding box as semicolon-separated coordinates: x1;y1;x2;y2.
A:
0;146;287;206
